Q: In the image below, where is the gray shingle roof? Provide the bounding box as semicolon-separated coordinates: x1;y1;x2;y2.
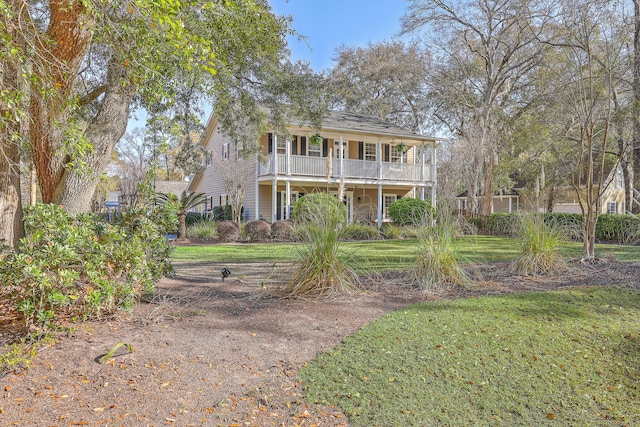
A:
314;110;437;141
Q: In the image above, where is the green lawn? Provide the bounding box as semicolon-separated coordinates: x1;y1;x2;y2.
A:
171;236;639;425
172;236;639;267
300;287;640;426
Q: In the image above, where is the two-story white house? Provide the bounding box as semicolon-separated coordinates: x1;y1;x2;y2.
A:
188;110;438;225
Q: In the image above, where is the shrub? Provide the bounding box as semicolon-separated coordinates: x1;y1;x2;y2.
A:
510;213;568;276
244;220;271;241
272;199;360;298
342;223;382;240
186;220;217;240
217;220;240;243
596;214;640;243
271;220;294;240
1;204;172;335
388;198;434;226
292;193;347;224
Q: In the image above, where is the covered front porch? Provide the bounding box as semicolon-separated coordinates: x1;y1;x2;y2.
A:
254;180;433;226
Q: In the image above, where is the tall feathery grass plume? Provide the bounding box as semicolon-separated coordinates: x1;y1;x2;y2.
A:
270;193;361;299
509;213;570;275
406;204;481;292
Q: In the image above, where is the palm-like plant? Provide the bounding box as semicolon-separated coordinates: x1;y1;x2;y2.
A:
156;191;208;239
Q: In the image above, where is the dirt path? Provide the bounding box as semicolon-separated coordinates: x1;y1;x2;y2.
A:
1;260;639;426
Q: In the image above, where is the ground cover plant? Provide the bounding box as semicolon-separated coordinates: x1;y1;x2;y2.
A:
300;287;640;426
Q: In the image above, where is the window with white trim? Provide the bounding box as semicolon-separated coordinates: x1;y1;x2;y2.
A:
308;137;322;157
364;143;377;161
276;136;286;154
383;194;397;219
222;143;229;161
607;201;618;214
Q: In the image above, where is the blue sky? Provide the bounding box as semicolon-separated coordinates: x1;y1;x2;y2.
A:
269;0;408;71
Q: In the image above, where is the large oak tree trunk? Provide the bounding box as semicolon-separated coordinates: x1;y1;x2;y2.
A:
53;60;135;214
30;0;94;204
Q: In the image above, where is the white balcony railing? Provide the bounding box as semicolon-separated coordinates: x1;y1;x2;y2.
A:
258;154;433;183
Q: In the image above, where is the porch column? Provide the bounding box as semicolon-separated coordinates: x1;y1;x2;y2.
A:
272;179;277;223
377;184;383;228
509;196;512;213
272;134;278;175
420;145;426;201
339;134;344;178
285;134;291;176
255;158;260;220
285;180;291;220
431;142;437;209
377;138;382;180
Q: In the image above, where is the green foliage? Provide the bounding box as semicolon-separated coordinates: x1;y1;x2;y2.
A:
0;204;172;334
212;205;235;222
186;219;217;240
0;343;38;375
301;287;640;426
408;215;478;291
380;223;403;239
273;200;360;298
342;223;382;241
388;198;434;226
596;214;640;243
292;193;347;224
510;213;568;275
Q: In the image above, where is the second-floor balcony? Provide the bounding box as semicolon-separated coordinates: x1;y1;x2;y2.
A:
257;154;433;184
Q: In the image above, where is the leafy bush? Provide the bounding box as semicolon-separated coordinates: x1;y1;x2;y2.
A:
388;198;434;226
596;214;640;243
244;220;271;241
292;193;347;224
217;220;240;243
342;223;382;240
510;213;568;276
271;220;294;240
185;212;204;226
0;204;172;335
186;220;217;240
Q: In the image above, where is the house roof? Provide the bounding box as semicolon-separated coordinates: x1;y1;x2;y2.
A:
308;110;438;142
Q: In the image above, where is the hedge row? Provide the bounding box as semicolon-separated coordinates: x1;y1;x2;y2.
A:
467;213;640;243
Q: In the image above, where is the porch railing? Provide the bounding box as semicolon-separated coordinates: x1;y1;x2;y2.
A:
257;154;432;183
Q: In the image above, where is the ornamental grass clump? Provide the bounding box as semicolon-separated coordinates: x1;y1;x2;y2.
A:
407;211;479;292
510;213;568;276
272;194;360;298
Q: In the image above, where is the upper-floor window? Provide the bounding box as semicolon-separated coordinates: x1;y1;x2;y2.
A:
277;136;286;154
615;168;624;189
205;150;212;167
222;143;229;161
308;137;322;157
364;143;377;161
